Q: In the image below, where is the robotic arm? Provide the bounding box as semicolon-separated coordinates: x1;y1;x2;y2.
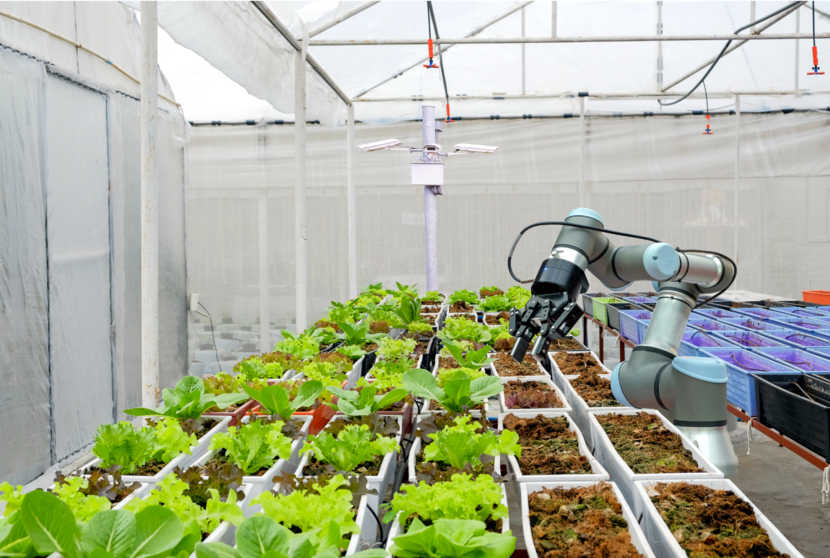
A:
508;208;739;474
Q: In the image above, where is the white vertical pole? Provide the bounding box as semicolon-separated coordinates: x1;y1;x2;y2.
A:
734;94;741;263
521;7;526;95
578;96;586;207
795;9;801;91
295;44;308;331
656;1;663;89
347;105;357;299
422;106;438;291
259;129;270;354
750;1;757;34
140;1;159;408
551;1;557;37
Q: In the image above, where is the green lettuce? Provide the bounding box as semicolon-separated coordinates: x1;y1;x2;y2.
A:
301;424;398;473
125;376;247;421
209;419;293;475
423;416;521;470
383;473;507;524
403;369;502;414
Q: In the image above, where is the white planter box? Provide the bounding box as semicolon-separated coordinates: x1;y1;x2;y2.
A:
76;417;231;487
297;449;396;513
348;495;379;555
520;481;655;558
481;312;510;327
588;409;723;510
497;377;572;414
201;483;252;546
558;372;630;450
546;350;594;391
192;416;311;517
384;485;510;550
406;414;496;483
494;411;608;483
489;353;548;379
633;479;805;558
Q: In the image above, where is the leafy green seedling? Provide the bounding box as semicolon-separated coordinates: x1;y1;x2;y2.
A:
423;415;521;470
275;328;327;359
125;376;247;421
301;424;398;473
448;289;480;306
477;295;513;312
393;296;425;328
402;369;502;414
209;420;294;475
390;518;515;558
242;381;323;420
327;385;408;416
335;321;388;348
442;339;495;369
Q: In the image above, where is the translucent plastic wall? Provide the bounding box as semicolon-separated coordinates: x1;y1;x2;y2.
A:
0;46;188;485
186;108;830;360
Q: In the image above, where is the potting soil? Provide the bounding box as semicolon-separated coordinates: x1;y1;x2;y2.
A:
484;311;511;326
502;414;590;475
648;482;790;558
493;353;544;376
502;381;562;409
449;301;475;313
553;352;603;375
493;337;516;352
208;450;268;477
480;288;505;298
598;412;703;474
305;453;384;477
527;482;643;558
569;372;620;408
548;338;583;351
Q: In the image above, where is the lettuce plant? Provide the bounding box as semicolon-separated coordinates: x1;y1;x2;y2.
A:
235;358;285;381
377;337;417;362
448;290;480;306
392;296;427;329
389;282;419;301
4;490;195;558
505;286;531;308
125;376;247;422
274;328;326;359
390;518;515;558
204;372;268;397
300;361;343;383
422;415;521;470
336;344;368;360
209;419;294;475
301;424;398;473
92;418;195;474
403;369;502;413
422;291;444;303
124;474;244;536
477;295;513;312
441;318;493;345
436;367;487;388
195;516;387;558
49;477;111;525
327;385;408;416
54;466;141;507
405;321;433;335
242;381;323;420
442;340;495;369
335;321;388;348
383;473;507;524
370;359;417;391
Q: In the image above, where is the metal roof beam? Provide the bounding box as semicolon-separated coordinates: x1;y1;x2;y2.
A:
307;1;380;38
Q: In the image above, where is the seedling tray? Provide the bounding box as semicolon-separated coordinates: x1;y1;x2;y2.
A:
768;316;830;338
710;329;788;350
618;309;653;343
700;348;797;416
497;376;572;414
716;317;789;333
760;329;830;352
591;297;626;325
753;372;830;462
677;329;736;358
692;307;742;320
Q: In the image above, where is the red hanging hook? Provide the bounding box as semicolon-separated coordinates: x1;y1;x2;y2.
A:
808;46;825;75
423;38;439;69
444;103;454;123
702;114;713;135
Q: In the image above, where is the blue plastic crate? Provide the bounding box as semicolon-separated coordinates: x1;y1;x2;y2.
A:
618;309;652;344
759;329;830;351
692;308;742;320
751;347;830;372
636;320;695;347
716;317;789;333
699;348;798;415
678;329;737;357
813;306;830;315
734;308;781;320
711;330;789;349
766;316;830;339
687;317;732;332
622;296;657;305
770;307;830;320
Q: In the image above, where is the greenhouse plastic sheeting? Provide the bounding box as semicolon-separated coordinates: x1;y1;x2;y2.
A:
186;108;830;342
0;47;51;486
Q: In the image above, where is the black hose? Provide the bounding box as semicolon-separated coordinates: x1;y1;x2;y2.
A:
659;2;803;107
198;302;222;373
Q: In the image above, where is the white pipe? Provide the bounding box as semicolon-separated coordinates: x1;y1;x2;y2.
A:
551;1;557;38
734;94;741;264
347;105;357;299
422;106;438;292
795;9;801;92
521;7;526;96
656;1;663;89
259;129;270;354
308;1;379;37
751;2;757;34
295;43;308;331
354;89;807;102
140;1;159;408
578;96;586;207
661;2;806;92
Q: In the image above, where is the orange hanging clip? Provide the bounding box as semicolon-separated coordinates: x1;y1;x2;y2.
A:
444;103;454;123
808;46;825;75
702;114;713;135
423;38;439;69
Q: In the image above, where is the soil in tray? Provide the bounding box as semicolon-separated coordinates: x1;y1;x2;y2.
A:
549;338;583;351
421;304;442;313
88;459;167;477
502;381;562;409
648;482;790;558
598;412;704;474
503;414;591;475
428;399;484;411
448;301;476;313
484;311;511;326
480;287;504;298
553;352;603;375
423;315;438;326
304;454;383;477
208;450;270;477
569;372;620;408
493;352;544;377
527;482;643;558
493;337;516;353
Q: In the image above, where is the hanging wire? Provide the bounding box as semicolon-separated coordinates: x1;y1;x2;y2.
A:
427;1;453;121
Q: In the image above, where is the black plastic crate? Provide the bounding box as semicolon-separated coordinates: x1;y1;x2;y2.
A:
607;302;644;332
581;293;602;317
752;373;830;462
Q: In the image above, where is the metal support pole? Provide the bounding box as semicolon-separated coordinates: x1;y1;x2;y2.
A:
734;94;741;263
795;9;801;91
422;106;438;292
140;1;159;408
521;7;526;95
751;1;757;34
347;105;357;299
578;96;587;207
295;46;308;331
656;1;663;89
551;1;557;37
258;129;270;354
